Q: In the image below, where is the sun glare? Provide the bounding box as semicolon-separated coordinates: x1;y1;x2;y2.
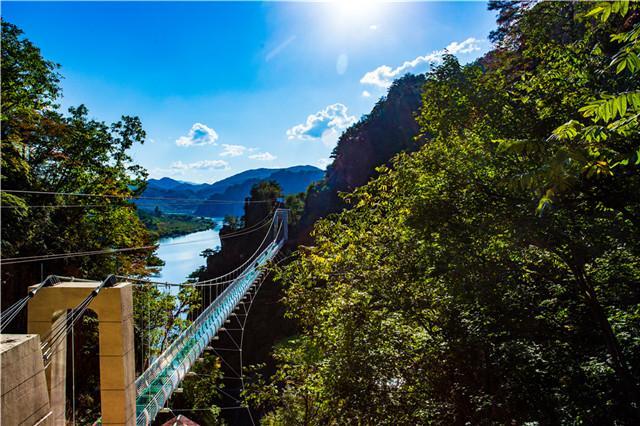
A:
335;0;369;17
318;0;388;44
331;0;383;26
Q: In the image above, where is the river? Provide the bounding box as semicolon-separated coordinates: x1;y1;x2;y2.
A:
153;218;224;286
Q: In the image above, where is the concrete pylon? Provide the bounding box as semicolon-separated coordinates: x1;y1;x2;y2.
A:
27;281;136;425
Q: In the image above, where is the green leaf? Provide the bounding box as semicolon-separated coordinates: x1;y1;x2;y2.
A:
584;6;605;18
619;94;627;116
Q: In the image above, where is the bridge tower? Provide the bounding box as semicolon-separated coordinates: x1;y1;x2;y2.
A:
27;280;136;425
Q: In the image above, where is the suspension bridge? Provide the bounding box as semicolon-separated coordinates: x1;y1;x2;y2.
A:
0;209;288;426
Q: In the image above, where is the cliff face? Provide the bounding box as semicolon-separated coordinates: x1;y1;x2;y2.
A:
298;74;427;241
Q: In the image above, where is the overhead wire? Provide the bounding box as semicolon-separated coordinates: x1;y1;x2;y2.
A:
0;189;275;204
121;212;278;290
0;211;275;266
1;204;107;209
1;200;275;209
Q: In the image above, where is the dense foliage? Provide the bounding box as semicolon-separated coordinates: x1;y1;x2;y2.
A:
1;22;205;423
181;352;225;425
254;2;640;424
1;21;155;306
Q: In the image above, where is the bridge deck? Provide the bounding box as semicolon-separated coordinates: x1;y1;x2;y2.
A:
134;240;282;425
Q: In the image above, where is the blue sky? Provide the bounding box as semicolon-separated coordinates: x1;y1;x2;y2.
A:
3;1;497;183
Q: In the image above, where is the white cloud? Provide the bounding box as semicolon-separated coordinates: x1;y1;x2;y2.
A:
249;152;277;161
170;160;229;170
317;158;333;169
369;24;378;31
446;38;483;55
176;123;219;147
321;128;341;148
219;144;247;157
362;90;371;98
360;37;482;88
286;103;356;141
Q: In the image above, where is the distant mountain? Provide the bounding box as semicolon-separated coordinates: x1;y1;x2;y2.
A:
151;177;185;190
136;166;324;217
193;166;326;217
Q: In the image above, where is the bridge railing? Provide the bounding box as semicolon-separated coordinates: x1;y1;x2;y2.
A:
134;240;277;394
135;241;282;425
134;210;287;425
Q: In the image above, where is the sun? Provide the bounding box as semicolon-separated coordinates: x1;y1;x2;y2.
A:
327;0;382;32
331;0;383;25
335;0;370;17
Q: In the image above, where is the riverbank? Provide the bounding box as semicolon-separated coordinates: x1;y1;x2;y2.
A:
138;209;215;239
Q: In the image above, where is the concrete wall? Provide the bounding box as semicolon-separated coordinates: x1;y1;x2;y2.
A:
1;334;52;425
27;281;136;426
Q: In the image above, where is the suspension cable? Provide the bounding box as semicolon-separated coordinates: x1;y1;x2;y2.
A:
0;211;275;266
71;322;76;426
219;213;274;239
120;213;277;289
41;275;117;366
1;204;107;209
199;214;277;283
0;275;60;332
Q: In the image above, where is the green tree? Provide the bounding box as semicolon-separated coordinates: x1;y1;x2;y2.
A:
284;192;305;227
1;21;193;423
182;352;225;425
255;1;640;424
1;21;155;301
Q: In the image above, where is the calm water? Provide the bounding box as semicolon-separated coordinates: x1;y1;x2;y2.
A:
154;218;224;285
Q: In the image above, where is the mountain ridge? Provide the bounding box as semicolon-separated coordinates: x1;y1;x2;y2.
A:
137;165;324;216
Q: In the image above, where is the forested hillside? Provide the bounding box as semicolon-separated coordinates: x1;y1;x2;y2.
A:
253;1;640;424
